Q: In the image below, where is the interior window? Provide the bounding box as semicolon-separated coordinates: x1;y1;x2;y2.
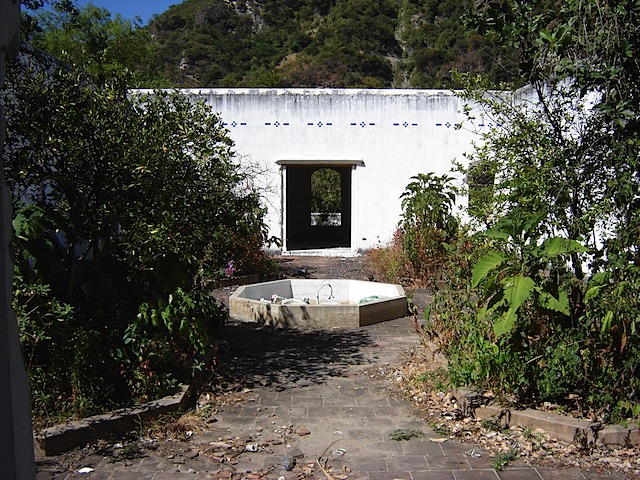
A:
310;168;342;227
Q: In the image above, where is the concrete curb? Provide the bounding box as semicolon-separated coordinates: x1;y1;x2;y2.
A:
454;388;639;448
36;384;193;456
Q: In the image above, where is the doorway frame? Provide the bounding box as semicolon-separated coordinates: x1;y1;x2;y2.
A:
276;157;364;253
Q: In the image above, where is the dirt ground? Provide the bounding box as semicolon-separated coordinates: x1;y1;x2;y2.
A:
274;254;375;281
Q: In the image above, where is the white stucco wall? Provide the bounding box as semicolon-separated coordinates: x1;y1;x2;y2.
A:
178;88;482;252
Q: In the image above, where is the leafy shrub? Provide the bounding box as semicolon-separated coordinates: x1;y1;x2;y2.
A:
4;62;271;420
398;173;460;290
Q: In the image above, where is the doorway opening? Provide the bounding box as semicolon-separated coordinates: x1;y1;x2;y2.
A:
285;165;351;250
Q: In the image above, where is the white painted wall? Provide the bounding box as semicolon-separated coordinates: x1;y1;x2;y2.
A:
178;88;482;252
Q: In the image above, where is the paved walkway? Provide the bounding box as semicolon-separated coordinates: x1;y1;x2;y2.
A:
36;317;626;479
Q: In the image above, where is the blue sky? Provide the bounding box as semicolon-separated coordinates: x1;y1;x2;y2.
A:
74;1;179;25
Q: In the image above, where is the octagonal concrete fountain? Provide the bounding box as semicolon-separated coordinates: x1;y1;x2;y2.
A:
229;279;408;328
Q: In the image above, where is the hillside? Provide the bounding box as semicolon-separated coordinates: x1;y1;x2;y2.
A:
149;0;517;88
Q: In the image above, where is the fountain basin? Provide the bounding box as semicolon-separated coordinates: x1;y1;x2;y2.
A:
229;279;408;328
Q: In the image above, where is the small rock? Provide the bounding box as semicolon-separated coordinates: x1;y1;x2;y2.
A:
282;454;295;471
245;443;259;452
209;442;232;450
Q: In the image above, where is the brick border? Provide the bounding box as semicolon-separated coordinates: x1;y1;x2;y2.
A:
454;388;639;448
36;384;194;456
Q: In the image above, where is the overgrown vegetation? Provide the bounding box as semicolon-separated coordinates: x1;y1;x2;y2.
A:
3;54;274;422
28;0;514;89
369;0;640;423
29;3;170;87
151;0;519;88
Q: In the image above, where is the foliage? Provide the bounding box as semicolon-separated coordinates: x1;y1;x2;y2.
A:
4;61;271;419
24;0;523;89
471;212;587;338
20;0;77;41
366;229;415;285
410;0;640;421
116;288;226;403
146;0;519;88
396;0;519;88
310;168;342;226
492;449;517;471
398;173;460;289
30;3;170;86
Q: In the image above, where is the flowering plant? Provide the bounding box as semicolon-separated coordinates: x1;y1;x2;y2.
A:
224;260;235;278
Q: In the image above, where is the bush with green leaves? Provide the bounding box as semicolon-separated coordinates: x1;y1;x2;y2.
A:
4;61;270;420
398;173;460;289
419;0;640;421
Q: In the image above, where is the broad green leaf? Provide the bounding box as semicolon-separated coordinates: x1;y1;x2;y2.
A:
522;211;547;234
477;304;488;321
501;274;535;312
542;237;588;257
538;290;570;315
583;285;602;304
589;272;610;286
539;29;553;42
494;310;516;337
483;227;510;241
601;310;614;336
472;251;506;288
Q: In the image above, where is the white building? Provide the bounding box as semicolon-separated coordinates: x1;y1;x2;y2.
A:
179;88;483;254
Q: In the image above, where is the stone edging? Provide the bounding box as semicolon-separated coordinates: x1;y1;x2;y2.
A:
454;388;639;448
36;384;194;456
213;274;260;288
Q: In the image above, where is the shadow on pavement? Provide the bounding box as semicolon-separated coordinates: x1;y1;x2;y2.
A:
216;320;376;391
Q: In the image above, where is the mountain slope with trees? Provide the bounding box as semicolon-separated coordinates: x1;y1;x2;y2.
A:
147;0;516;88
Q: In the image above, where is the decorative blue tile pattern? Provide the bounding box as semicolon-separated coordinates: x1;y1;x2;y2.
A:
264;121;290;127
306;121;333;127
435;121;464;128
222;120;470;130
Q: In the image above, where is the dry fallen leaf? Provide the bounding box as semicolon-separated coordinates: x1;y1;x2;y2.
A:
429;437;448;443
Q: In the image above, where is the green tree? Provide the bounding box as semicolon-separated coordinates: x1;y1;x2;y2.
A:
30;2;169;86
3;60;269;417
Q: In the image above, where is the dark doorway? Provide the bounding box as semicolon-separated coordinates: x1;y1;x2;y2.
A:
286;166;351;250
